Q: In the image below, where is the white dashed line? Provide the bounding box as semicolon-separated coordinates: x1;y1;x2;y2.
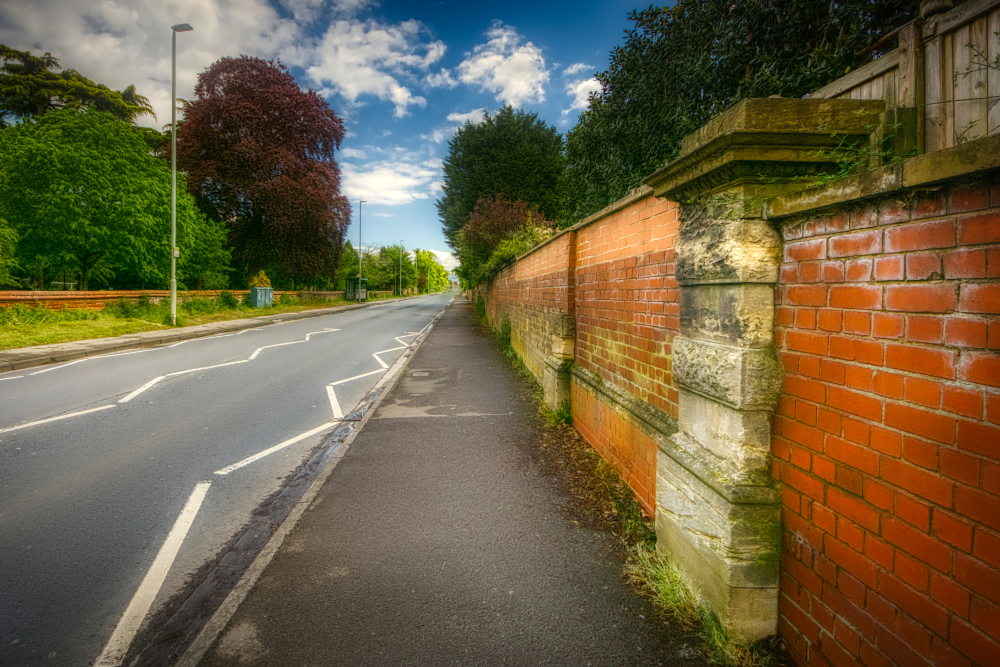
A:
213;422;337;476
0;405;115;434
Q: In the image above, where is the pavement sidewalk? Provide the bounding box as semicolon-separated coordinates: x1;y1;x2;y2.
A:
181;297;700;667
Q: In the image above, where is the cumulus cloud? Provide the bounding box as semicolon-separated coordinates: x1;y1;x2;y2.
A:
429;249;459;272
0;0;306;130
339;147;368;159
565;77;601;112
447;108;487;124
423;68;458;89
563;62;592;77
0;0;448;126
303;19;446;118
340;152;440;206
457;21;548;106
419;107;487;144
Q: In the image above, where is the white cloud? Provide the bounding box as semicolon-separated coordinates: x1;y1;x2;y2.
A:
341;153;439;206
303;19;445;118
0;0;448;126
563;62;592;77
447;108;486;124
423;68;457;89
0;0;305;130
457;21;548;106
429;249;459;271
340;147;368;159
564;77;601;113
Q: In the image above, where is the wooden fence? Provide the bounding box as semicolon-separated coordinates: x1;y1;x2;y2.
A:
809;0;1000;152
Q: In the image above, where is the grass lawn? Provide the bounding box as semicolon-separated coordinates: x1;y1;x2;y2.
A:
0;292;407;351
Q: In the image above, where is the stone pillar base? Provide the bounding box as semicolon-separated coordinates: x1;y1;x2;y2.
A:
656;435;780;641
543;356;572;410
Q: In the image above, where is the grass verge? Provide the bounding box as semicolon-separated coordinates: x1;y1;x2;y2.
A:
0;291;407;351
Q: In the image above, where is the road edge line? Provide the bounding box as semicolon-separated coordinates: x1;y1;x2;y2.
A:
174;295;454;667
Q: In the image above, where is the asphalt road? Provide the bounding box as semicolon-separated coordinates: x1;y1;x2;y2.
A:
0;292;453;667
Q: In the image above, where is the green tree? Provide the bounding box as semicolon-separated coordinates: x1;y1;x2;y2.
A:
0;45;154;127
437;105;565;249
413;249;449;293
0;108;226;290
565;0;921;220
0;219;17;288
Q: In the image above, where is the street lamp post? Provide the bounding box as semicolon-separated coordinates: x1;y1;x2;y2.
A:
398;241;402;296
170;23;193;326
357;200;366;281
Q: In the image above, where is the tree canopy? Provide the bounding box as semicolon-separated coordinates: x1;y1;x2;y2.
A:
0;45;154;127
565;0;921;220
0;108;227;290
437;105;566;250
178;55;349;285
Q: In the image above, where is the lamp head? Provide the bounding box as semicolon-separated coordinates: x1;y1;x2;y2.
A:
171;23;193;32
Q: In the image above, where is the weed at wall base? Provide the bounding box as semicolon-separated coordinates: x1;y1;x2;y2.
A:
625;544;776;667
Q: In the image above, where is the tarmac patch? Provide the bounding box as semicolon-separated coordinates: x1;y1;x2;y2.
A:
216;622;266;664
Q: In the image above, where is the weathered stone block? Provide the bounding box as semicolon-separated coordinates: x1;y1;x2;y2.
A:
676;390;773;478
676;218;781;285
656;444;780;641
680;284;774;348
672;336;782;411
543;355;572;410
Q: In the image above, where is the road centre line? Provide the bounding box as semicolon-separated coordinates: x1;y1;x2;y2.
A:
0;375;24;381
0;404;115;434
95;481;211;667
328;369;386;386
118;377;166;404
248;341;302;361
213;422;337;476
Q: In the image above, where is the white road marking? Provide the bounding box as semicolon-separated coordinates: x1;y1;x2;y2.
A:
248;341;302;361
304;328;339;341
327;386;343;419
95;482;211;667
119;377;165;404
166;341;187;348
213;422;337;476
165;360;248;377
0;375;24;382
328;369;386;386
30;358;90;375
118;360;248;403
371;345;407;369
0;405;115;434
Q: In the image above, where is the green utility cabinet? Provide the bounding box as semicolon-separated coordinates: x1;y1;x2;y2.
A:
248;286;273;307
345;277;368;302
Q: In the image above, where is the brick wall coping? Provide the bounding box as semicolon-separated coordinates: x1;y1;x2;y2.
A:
764;133;1000;221
496;184;657;273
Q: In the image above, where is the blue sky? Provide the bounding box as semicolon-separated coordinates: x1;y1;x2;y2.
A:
0;0;640;271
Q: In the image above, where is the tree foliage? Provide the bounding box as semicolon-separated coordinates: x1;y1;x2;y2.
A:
0;108;227;290
565;0;921;220
438;105;565;249
0;45;154;127
178;55;349;285
454;196;554;288
0;219;17;288
413;249;450;293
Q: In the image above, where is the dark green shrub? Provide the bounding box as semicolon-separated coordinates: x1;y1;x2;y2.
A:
218;290;239;309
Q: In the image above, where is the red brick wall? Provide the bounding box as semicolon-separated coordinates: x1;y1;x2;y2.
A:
479;191;681;516
773;175;1000;667
482;231;575;382
572;194;681;514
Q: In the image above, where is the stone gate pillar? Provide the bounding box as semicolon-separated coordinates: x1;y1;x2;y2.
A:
644;98;884;640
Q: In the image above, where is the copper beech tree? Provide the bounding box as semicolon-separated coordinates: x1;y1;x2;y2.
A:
178;56;349;285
